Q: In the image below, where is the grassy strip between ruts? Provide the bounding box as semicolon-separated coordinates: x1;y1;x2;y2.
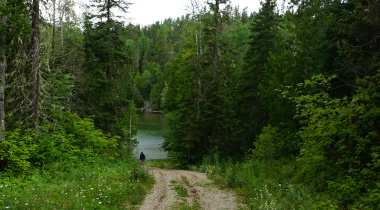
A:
169;180;202;210
0;157;154;209
170;180;189;198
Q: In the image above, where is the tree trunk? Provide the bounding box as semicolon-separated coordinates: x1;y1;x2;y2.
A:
197;18;203;121
195;18;203;120
31;0;40;130
129;108;132;154
59;0;65;47
52;0;56;72
0;0;7;141
213;0;219;81
304;49;308;74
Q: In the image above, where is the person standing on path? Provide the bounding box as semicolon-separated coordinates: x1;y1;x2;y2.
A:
140;151;146;165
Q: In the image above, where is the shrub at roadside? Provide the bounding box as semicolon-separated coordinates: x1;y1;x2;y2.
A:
0;111;154;209
0;112;120;175
197;154;338;209
0;157;154;209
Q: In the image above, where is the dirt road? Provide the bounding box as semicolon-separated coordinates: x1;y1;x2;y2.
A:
139;167;243;210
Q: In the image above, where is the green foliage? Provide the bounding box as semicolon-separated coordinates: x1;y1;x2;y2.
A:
1;111;121;173
236;0;280;152
135;70;153;100
162;38;205;164
286;73;380;206
150;81;166;110
2;0;380;207
170;180;189;197
0;157;154;209
146;159;177;169
197;156;339;209
36;112;119;165
252;125;280;160
45;71;74;111
89;0;132;21
1;124;36;173
81;12;134;138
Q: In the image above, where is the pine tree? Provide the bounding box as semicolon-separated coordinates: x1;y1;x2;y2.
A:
237;0;279;148
80;0;134;139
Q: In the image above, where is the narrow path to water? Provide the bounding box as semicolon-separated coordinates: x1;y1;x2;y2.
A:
135;112;169;160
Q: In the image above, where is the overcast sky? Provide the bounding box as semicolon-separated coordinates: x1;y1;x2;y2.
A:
75;0;285;27
126;0;262;26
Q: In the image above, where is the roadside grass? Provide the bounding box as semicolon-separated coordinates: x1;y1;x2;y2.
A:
0;157;154;209
194;155;339;209
146;159;178;169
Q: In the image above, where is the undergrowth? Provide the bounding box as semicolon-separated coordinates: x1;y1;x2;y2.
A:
194;154;339;209
146;159;177;169
0;156;154;209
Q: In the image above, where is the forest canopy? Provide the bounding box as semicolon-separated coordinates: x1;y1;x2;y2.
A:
0;0;379;208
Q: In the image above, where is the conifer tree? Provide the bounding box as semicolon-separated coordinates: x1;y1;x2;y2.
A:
0;0;6;141
81;0;134;142
237;0;279;148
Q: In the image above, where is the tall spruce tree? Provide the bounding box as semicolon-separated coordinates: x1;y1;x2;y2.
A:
81;0;135;144
237;0;279;149
201;0;231;154
163;0;248;162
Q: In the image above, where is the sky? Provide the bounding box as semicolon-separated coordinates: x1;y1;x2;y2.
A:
126;0;262;26
75;0;277;27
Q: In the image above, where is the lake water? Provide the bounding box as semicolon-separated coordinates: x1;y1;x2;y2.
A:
135;112;169;160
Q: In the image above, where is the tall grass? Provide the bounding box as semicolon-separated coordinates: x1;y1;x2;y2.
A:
195;155;339;209
0;157;154;209
146;159;178;169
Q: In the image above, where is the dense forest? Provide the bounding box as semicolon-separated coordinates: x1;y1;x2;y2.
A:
0;0;379;208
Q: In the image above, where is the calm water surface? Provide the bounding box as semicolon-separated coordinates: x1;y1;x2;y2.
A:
135;112;169;160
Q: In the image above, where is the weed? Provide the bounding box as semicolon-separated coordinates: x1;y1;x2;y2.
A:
183;180;191;187
0;157;154;209
146;159;177;169
170;180;189;197
196;157;339;209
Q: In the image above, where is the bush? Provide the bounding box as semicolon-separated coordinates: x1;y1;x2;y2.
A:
0;123;36;174
1;112;121;173
197;156;339;209
0;157;154;209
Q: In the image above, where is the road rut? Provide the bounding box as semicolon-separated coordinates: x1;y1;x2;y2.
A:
139;167;242;210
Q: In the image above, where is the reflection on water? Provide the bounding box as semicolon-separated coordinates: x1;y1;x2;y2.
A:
135;112;169;160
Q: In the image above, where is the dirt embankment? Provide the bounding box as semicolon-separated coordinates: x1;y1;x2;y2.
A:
139;167;244;210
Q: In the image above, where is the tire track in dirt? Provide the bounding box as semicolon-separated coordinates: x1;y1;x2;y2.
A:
139;167;243;210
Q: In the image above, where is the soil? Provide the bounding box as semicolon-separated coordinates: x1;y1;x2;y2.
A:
139;167;244;210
